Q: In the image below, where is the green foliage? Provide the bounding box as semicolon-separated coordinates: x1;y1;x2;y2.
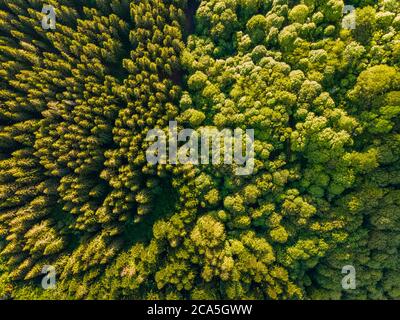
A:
0;0;399;300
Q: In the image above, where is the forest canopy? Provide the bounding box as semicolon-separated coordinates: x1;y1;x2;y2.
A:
0;0;399;300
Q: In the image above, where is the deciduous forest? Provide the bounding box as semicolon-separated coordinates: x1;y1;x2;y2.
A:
0;0;399;300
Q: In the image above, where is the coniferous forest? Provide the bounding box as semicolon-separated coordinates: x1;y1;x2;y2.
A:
0;0;399;300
